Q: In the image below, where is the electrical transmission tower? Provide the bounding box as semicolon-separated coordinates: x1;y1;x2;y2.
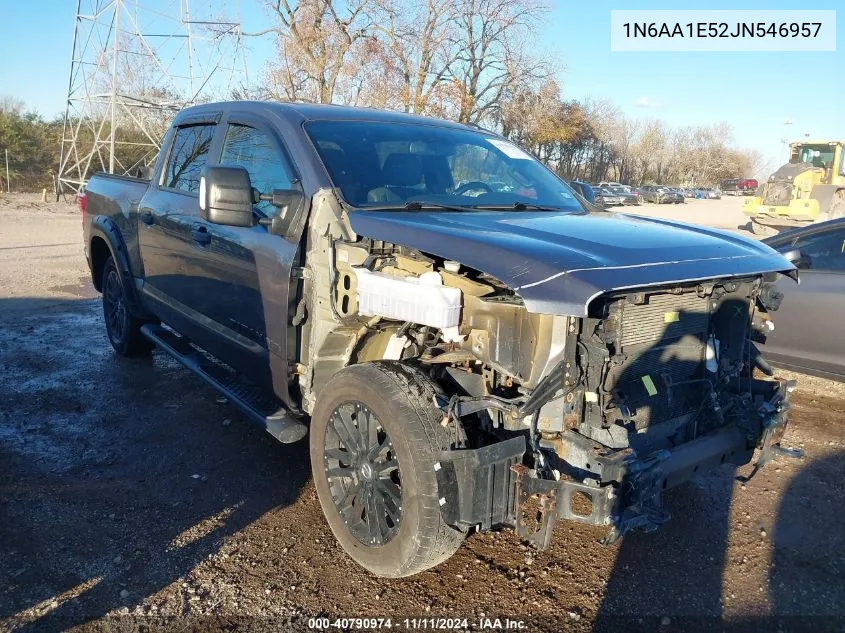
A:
57;0;249;196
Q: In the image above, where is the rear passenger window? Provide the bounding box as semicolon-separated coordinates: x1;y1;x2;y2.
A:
221;124;294;216
163;124;215;193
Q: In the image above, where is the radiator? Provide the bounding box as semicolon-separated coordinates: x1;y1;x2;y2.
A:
604;292;711;430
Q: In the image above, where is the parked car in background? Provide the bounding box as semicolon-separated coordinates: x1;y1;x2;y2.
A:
566;180;596;203
594;187;624;206
721;178;759;196
759;218;845;381
641;185;681;204
639;185;667;204
698;187;721;199
682;188;697;198
666;188;686;204
609;185;640;205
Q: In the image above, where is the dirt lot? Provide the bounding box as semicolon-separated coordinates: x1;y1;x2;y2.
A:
1;193;843;632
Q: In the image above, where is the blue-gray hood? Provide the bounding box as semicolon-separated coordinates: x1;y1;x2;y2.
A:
349;209;796;316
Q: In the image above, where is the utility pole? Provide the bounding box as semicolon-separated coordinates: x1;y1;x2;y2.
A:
109;0;121;174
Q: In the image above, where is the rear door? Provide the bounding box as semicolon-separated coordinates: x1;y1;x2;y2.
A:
138;118;221;342
763;224;845;379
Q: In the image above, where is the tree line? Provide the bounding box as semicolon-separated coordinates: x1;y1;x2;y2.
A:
0;97;63;192
1;0;762;192
250;0;762;186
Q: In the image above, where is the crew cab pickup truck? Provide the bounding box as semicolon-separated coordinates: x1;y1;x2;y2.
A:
83;101;798;578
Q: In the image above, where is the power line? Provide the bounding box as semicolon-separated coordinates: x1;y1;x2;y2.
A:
56;0;248;197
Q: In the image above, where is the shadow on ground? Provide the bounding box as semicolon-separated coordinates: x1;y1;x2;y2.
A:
0;297;312;631
593;448;845;632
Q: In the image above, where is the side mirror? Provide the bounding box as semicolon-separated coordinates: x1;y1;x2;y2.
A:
256;189;306;236
782;248;810;269
199;165;254;227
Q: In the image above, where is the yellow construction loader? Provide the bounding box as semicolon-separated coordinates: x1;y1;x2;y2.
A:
743;141;845;235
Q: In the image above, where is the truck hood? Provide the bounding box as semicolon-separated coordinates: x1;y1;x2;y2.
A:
349;209;796;316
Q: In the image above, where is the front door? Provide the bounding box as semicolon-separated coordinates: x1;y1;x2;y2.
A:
188;115;303;394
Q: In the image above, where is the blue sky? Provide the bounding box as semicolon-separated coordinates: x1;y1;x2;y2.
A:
1;0;841;167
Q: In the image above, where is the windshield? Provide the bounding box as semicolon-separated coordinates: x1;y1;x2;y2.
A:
796;144;835;167
305;120;584;211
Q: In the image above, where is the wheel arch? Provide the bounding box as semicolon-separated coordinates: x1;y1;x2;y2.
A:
89;234;111;291
88;216;152;318
809;184;842;214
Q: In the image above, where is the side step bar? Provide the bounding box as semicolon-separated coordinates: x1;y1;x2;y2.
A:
140;324;308;444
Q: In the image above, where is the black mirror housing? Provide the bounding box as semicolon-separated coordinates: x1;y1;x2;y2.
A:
256;188;306;236
200;165;254;227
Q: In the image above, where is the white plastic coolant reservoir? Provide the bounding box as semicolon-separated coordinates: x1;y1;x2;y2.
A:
353;268;462;329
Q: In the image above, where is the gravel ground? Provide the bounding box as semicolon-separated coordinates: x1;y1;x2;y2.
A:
620;195;752;232
0;193;843;633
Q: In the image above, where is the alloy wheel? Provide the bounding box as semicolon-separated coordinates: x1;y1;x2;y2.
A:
323;401;402;546
103;268;126;344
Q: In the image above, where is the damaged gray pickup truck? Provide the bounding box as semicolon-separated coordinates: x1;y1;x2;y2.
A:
83;101;799;577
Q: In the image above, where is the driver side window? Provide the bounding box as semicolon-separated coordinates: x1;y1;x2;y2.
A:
221;124;294;216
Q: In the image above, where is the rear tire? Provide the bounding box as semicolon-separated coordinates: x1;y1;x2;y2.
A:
102;256;154;357
310;362;465;577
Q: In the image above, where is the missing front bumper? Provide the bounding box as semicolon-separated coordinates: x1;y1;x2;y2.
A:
436;380;794;549
508;426;757;548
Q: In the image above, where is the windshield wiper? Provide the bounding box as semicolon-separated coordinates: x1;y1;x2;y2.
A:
402;200;477;212
472;202;564;211
361;200;478;212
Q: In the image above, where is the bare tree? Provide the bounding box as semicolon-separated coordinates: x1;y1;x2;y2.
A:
499;80;588;168
369;0;457;115
0;96;25;115
259;0;374;104
447;0;549;124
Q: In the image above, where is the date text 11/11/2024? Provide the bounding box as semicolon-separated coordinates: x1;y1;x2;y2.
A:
622;22;823;39
307;617;528;630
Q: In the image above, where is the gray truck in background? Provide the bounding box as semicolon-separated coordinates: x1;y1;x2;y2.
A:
82;101;798;577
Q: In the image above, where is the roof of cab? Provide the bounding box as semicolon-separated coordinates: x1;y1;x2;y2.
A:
173;100;478;131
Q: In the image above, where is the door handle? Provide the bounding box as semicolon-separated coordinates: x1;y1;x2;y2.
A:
190;224;211;245
140;210;154;225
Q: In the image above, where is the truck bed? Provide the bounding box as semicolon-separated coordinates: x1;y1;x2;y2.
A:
83;172;152;283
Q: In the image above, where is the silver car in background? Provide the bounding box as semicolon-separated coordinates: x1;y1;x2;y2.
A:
594;187;625;206
608;186;640;205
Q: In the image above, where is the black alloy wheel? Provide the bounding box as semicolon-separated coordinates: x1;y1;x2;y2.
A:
324;401;402;546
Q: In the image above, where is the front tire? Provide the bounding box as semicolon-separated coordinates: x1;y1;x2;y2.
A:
102;256;154;357
817;190;845;223
310;362;464;577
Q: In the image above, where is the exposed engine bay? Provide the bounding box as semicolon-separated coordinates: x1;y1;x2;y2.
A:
297;197;796;546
